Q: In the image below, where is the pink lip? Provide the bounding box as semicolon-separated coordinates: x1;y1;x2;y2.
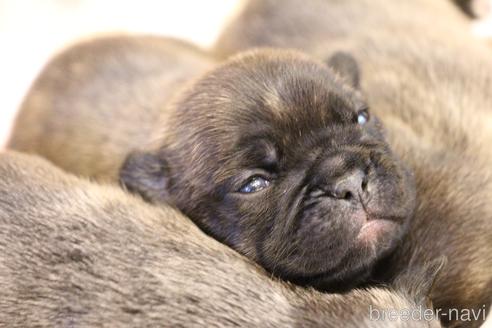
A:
356;219;397;245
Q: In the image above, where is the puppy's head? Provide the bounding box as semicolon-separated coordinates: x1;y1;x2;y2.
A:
121;49;416;290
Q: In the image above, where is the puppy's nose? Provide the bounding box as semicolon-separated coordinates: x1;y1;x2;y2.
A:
327;170;367;201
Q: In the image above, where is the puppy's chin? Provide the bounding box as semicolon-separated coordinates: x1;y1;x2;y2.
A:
259;208;408;292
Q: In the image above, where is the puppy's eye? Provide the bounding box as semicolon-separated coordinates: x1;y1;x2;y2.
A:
239;176;271;193
357;109;370;125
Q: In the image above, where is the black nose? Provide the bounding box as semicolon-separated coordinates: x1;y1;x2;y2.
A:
327;170;367;201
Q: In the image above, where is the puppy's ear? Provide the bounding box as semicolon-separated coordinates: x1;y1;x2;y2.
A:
119;150;171;203
325;51;360;89
392;256;447;305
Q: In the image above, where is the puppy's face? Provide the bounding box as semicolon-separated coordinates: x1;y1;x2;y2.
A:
121;50;416;290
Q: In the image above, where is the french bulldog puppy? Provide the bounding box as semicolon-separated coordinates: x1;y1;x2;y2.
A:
10;38;417;292
214;0;492;326
0;151;442;328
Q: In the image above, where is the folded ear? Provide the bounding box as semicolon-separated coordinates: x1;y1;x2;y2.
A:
119;150;171;203
325;51;360;89
392;256;447;305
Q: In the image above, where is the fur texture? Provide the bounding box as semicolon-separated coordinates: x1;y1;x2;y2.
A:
9;35;213;181
9;37;418;291
214;0;492;326
120;49;417;291
0;151;442;327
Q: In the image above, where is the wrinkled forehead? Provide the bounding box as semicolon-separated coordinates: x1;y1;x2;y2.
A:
206;52;366;135
167;51;367;178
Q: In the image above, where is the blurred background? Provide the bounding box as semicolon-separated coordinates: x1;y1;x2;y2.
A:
0;0;242;148
0;0;491;149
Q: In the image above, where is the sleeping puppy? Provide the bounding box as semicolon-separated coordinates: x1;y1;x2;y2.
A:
0;151;443;328
214;0;492;326
119;49;416;292
9;37;417;292
9;35;214;181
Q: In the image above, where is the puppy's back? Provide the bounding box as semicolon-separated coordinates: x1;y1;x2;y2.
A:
8;36;213;181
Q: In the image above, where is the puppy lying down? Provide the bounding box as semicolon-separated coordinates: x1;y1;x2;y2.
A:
0;151;441;327
10;38;416;293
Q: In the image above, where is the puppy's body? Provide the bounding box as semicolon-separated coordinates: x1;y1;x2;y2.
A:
215;0;492;326
9;36;213;181
10;37;416;292
0;152;441;327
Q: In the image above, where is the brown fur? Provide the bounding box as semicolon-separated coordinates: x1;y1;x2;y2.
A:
9;35;214;182
0;151;442;327
214;1;492;326
119;48;419;291
9;10;492;325
9;36;418;293
454;0;477;17
453;0;491;18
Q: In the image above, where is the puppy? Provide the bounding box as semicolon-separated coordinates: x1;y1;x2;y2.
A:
214;0;492;326
9;35;214;181
0;151;442;327
10;38;416;292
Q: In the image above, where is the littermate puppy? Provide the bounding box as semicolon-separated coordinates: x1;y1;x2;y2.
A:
9;35;214;181
10;37;417;292
0;152;442;328
214;0;492;326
